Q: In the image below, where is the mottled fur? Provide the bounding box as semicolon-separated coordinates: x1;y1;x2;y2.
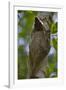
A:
29;17;50;78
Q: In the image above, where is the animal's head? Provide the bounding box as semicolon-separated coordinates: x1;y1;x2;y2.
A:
34;17;50;40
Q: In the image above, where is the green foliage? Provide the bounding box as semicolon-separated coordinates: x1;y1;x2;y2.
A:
52;38;58;50
18;46;28;79
45;17;58;78
51;22;57;34
18;11;38;79
47;23;58;77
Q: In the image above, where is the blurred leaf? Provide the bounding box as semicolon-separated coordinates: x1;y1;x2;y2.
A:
51;22;57;34
52;38;58;50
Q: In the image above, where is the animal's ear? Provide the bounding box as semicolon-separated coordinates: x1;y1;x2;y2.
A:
35;17;43;31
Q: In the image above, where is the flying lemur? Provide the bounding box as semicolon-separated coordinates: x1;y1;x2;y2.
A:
29;16;51;78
